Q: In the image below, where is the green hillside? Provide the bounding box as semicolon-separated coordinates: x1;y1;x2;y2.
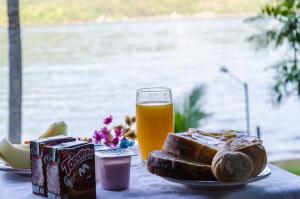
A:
0;0;269;26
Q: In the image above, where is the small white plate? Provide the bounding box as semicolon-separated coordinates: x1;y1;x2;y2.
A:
0;159;31;177
163;166;271;190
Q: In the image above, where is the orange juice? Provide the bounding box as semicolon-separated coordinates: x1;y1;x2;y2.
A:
136;103;174;161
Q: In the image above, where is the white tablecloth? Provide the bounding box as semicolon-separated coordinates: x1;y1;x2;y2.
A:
1;155;300;199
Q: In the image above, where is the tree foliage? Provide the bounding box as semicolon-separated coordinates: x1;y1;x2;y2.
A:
174;85;210;133
248;0;300;103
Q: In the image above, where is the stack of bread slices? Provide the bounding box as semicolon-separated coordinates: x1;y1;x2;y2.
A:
147;129;267;182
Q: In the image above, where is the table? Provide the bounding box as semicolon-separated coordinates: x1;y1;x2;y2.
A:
1;155;300;199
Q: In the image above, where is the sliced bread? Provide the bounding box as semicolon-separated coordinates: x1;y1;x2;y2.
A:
147;150;216;181
163;131;225;164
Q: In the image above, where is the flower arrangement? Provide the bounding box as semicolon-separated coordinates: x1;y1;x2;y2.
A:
91;115;137;148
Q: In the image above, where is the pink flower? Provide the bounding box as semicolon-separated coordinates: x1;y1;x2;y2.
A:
111;136;119;146
114;128;123;137
93;130;103;143
103;115;113;125
91;115;136;148
100;127;110;137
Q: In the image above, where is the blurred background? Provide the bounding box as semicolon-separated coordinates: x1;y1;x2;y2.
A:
1;0;300;167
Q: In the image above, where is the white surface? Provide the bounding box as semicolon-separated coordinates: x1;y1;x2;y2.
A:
0;155;300;199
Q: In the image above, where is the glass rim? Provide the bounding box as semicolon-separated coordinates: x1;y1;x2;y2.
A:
137;87;171;93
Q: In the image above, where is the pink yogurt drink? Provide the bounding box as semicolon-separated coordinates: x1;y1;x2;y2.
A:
96;149;135;191
99;156;131;190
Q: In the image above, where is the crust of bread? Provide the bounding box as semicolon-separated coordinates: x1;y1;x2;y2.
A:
147;150;216;181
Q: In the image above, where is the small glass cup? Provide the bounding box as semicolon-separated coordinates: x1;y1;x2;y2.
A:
136;87;174;162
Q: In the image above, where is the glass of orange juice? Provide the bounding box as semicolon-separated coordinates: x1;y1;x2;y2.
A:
136;87;174;161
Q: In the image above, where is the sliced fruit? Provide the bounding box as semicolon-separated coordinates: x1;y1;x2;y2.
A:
38;121;68;138
0;137;30;169
13;144;30;149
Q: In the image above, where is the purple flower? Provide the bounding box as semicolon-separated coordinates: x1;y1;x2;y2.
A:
111;136;119;146
100;127;110;137
93;130;103;143
91;115;136;148
103;115;113;125
114;128;123;137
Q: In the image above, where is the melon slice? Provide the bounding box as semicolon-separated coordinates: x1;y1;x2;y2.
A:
38;121;68;138
0;137;30;169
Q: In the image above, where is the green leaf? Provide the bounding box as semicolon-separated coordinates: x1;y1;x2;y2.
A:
247;0;300;104
174;85;211;133
174;111;187;133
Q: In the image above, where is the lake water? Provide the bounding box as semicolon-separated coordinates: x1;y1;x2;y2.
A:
1;17;300;161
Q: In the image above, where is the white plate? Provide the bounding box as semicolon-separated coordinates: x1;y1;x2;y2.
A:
163;166;272;190
0;160;31;177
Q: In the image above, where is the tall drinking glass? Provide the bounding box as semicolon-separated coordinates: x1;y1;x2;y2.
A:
136;87;174;161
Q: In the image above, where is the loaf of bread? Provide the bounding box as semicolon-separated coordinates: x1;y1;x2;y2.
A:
147;150;216;181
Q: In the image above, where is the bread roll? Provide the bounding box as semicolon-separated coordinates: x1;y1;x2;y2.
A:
229;137;267;177
211;150;253;182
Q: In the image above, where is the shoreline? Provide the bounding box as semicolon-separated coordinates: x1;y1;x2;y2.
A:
272;159;300;167
0;12;259;28
271;158;300;175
